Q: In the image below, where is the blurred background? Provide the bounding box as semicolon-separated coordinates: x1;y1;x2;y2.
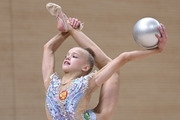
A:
0;0;179;120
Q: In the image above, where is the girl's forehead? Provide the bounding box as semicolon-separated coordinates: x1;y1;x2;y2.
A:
68;47;85;54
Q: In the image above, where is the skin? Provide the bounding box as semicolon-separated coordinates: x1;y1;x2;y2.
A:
62;47;91;75
66;18;168;120
42;16;168;120
43;35;95;120
67;18;121;120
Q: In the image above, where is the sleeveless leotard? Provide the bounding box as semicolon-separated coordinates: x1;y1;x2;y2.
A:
46;72;95;120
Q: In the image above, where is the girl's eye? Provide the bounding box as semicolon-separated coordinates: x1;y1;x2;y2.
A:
73;55;78;58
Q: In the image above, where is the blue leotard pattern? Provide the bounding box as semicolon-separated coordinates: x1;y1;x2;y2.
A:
46;72;95;120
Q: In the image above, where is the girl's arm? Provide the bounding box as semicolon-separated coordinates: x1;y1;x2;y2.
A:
42;32;69;90
90;24;168;90
42;18;81;90
96;49;161;84
68;18;111;69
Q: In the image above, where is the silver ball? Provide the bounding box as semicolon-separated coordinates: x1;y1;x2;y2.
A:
133;17;161;49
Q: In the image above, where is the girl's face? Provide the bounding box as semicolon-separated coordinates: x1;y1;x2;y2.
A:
62;47;90;73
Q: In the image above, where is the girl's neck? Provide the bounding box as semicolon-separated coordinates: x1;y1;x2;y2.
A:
61;72;82;85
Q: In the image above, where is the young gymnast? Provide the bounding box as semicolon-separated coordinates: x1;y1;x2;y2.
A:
43;3;168;120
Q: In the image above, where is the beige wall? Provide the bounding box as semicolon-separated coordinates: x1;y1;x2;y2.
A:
0;0;179;120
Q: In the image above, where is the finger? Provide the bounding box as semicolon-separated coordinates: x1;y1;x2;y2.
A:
155;33;161;42
77;21;82;28
161;24;168;39
160;24;165;34
72;18;76;26
159;24;167;40
69;18;74;26
68;17;72;25
73;21;78;28
70;18;74;27
74;19;78;28
158;25;164;38
158;25;163;33
74;21;79;28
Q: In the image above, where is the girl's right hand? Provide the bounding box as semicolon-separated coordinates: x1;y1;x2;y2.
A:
69;17;83;29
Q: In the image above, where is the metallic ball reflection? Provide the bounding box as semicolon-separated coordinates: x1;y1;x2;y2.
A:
133;17;161;49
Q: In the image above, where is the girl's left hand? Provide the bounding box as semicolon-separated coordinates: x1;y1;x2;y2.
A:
155;23;168;51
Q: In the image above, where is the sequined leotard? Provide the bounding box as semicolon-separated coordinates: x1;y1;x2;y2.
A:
46;72;95;120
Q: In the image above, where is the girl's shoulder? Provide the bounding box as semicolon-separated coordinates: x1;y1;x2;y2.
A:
50;72;61;81
73;70;97;83
81;70;97;81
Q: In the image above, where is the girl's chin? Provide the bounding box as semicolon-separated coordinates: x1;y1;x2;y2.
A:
62;68;70;73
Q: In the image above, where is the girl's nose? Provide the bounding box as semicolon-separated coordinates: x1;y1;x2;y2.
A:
65;56;70;60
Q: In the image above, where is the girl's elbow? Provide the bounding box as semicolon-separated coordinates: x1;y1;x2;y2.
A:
44;43;52;50
43;44;54;54
120;52;133;63
43;43;49;49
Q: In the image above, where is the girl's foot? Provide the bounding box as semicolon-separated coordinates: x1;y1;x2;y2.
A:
46;3;84;32
46;3;68;32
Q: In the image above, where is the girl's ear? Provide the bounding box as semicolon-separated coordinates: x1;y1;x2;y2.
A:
82;64;90;72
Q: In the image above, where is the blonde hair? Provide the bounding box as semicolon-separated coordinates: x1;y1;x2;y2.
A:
83;48;95;75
